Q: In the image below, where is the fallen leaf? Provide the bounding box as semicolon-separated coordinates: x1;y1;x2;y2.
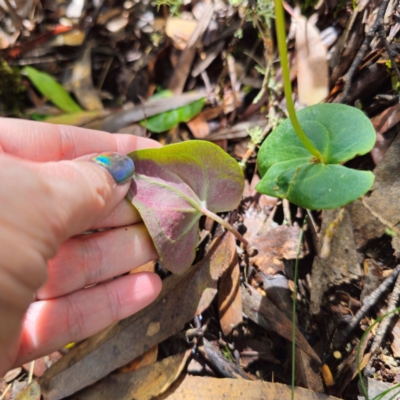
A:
310;207;362;314
128;141;244;274
295;13;329;105
157;375;341;399
71;45;104;111
74;351;191;400
165;17;198;50
236;338;279;367
4;367;22;383
370;103;400;164
348;200;385;249
186;113;210;139
391;320;400;358
250;225;306;275
241;284;321;364
257;272;324;392
360;377;400;400
118;345;158;373
363;134;400;234
218;234;242;336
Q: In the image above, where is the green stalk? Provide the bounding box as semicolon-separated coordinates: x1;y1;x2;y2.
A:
201;207;249;248
273;0;324;163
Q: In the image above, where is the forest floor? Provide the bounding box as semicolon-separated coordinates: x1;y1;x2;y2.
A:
1;0;400;399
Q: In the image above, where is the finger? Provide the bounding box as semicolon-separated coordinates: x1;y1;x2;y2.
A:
15;272;162;366
0;118;161;161
92;198;141;229
36;224;158;299
29;153;137;241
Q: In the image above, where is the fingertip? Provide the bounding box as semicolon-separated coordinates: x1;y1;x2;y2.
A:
90;152;135;185
133;272;162;302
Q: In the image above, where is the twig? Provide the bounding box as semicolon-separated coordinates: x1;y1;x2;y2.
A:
332;264;400;350
338;0;390;103
28;360;35;384
362;196;400;237
0;384;11;400
363;271;400;377
320;207;346;259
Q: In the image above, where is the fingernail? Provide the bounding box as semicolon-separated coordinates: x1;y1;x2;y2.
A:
91;152;135;184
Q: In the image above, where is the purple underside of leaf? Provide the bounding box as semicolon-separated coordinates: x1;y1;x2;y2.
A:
129;163;203;274
128;142;244;274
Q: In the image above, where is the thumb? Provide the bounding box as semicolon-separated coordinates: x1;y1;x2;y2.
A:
37;152;135;240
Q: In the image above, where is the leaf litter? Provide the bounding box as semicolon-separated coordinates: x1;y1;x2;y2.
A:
2;1;400;399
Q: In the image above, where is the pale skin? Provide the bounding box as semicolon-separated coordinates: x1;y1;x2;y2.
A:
0;118;162;376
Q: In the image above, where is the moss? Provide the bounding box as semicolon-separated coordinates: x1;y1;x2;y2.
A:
0;61;25;115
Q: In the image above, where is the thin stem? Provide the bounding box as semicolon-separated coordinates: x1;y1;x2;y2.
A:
292;216;307;400
273;0;324;163
201;208;249;248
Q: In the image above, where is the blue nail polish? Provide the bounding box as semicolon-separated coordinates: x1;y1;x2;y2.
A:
91;152;135;184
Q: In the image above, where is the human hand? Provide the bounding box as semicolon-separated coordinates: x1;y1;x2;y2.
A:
0;118;162;375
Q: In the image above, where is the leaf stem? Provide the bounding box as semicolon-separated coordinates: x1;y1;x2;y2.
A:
273;0;324;163
200;208;249;248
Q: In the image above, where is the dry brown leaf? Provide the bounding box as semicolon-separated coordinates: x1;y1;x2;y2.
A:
50;29;85;46
257;272;324;391
71;46;104;111
249;225;307;275
118;345;158;373
295;349;324;392
295;14;329;106
75;351;191;400
186;113;210;139
348;200;385;249
241;284;321;364
218;234;242;336
157;375;341;399
130;260;156;274
39;233;235;400
165;17;198;50
370;103;400;164
391;320;400;358
363;134;400;234
310;207;362;314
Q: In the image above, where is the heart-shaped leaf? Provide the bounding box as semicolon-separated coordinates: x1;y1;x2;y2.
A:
256;104;376;210
140;90;205;133
128;141;244;274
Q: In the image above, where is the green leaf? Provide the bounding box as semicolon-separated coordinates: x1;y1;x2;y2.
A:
128;141;244;274
256;104;376;210
140;90;205;133
22;66;82;113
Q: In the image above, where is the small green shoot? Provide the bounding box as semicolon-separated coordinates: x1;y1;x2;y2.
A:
255;0;376;210
140;90;205;133
22;66;82;113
